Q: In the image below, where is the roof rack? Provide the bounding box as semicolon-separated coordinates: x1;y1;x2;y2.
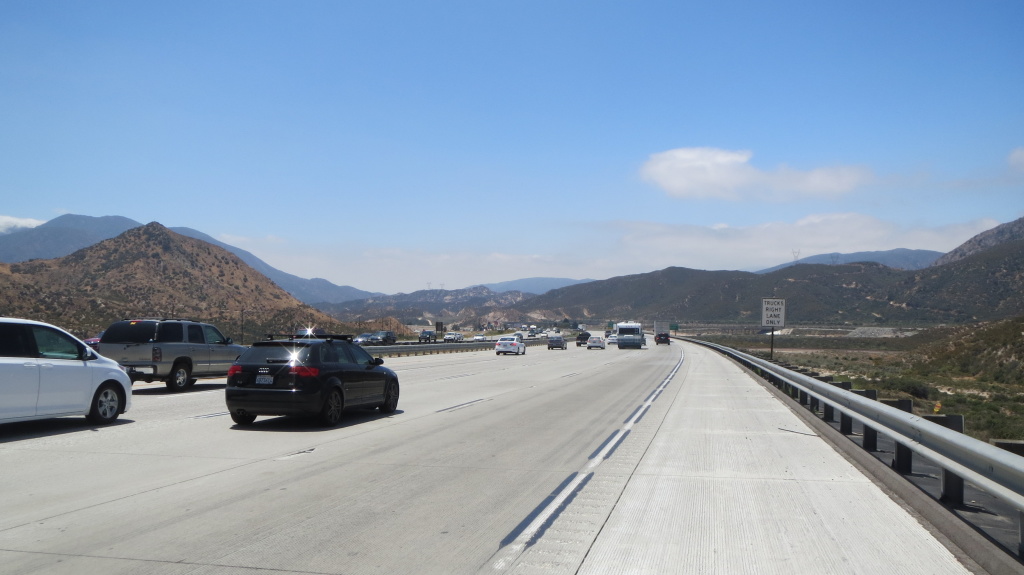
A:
262;333;354;342
120;318;198;322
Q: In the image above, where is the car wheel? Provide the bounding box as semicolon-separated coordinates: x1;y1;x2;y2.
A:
496;351;501;355
319;387;344;427
231;410;257;425
380;379;400;414
521;347;526;355
86;383;122;425
165;362;191;392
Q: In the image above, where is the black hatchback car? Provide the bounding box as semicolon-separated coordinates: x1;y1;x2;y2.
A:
225;334;399;426
655;333;671;345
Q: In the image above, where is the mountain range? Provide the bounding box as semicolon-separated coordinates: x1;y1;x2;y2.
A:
756;248;943;273
0;214;379;304
479;277;594;294
2;214;1023;334
0;223;349;340
507;237;1024;325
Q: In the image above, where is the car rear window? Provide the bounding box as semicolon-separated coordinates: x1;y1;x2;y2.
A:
0;323;32;357
100;321;159;343
240;342;313;364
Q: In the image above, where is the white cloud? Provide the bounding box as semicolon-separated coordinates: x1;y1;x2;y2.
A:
640;147;873;200
0;215;45;234
1009;147;1024;172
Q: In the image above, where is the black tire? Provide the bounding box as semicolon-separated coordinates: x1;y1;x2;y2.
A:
231;410;257;425
165;362;191;392
380;379;400;414
319;387;344;427
496;351;501;356
521;347;526;355
86;383;122;425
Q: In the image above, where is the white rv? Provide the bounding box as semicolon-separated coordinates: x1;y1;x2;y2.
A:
615;321;644;349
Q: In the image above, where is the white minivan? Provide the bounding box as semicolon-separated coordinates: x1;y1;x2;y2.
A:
0;318;132;425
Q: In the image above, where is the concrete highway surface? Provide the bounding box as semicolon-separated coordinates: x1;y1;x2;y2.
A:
0;341;991;574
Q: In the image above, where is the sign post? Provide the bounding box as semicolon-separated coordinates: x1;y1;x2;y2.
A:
761;298;786;360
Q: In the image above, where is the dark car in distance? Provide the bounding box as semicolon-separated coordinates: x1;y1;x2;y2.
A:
575;331;591;347
655;333;671;345
547;335;567;350
368;330;396;345
225;333;399;426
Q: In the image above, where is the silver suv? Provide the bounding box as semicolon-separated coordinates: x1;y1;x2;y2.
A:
97;319;247;391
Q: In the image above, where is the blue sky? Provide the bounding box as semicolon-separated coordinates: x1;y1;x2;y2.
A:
2;1;1022;294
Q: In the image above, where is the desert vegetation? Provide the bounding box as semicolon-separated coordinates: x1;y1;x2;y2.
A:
703;317;1024;442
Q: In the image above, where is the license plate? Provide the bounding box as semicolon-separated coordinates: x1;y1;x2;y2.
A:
255;375;275;385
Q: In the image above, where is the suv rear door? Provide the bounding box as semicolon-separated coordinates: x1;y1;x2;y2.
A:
202;324;241;374
186;324;212;375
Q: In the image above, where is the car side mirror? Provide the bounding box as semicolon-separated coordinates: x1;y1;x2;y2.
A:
81;348;97;361
225;338;234;344
374;357;384;365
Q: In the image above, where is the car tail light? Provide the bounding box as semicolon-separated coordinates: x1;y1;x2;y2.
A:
227;365;241;377
289;366;319;377
152;347;162;362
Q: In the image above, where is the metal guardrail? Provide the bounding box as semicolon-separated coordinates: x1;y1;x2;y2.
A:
361;338;549;356
687;338;1024;536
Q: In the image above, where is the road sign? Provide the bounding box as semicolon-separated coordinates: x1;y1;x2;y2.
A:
761;298;786;328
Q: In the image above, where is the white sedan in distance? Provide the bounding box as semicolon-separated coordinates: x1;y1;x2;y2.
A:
587;336;606;350
495;335;525;355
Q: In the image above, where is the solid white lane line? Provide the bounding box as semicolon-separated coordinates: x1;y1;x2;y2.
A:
484;351;686;572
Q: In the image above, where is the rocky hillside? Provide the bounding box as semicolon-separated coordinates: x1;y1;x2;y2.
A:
757;248;942;273
0;223;353;340
932;215;1024;267
0;213;377;305
512;238;1024;325
318;286;533;327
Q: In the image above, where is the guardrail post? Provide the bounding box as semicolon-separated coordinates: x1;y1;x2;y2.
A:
923;414;965;506
850;389;879;450
830;382;853;432
991;434;1024;553
989;439;1024;457
882;399;914;474
818;376;835;422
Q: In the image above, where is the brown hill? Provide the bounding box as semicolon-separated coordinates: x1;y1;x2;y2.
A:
932;215;1024;267
0;222;354;341
512;238;1024;326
